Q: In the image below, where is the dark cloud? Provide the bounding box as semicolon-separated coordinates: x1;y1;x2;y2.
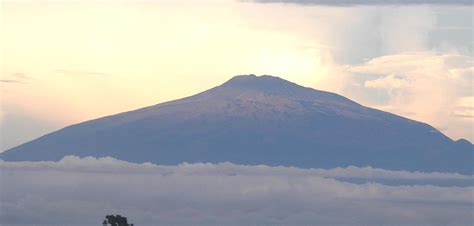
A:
248;0;473;5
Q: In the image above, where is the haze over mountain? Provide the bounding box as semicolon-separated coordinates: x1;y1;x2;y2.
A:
1;75;472;174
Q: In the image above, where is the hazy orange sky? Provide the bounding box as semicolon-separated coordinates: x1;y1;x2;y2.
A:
1;0;473;151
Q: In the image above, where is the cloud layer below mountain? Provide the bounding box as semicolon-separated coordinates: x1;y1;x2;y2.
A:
1;156;472;225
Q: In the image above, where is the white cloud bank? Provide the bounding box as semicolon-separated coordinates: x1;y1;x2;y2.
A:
1;156;472;225
331;52;474;141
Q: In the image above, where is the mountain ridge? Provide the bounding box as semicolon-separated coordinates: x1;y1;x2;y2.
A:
1;75;472;174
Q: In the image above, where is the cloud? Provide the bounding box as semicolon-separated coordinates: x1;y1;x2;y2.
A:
249;0;473;6
0;73;32;85
0;156;472;225
453;96;474;118
53;69;110;77
0;79;23;84
338;52;474;141
2;156;471;180
364;74;410;89
11;73;31;80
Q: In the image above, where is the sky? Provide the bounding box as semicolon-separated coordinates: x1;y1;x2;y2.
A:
0;0;473;151
1;156;473;225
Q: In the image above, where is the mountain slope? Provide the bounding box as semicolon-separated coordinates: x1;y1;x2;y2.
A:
1;75;472;174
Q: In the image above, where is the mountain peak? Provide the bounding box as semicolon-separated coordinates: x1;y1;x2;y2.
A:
215;74;356;105
221;74;300;90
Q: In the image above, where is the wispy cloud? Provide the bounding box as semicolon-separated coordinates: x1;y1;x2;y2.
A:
0;156;472;225
452;99;474;118
248;0;473;6
0;79;23;84
0;73;33;85
11;73;31;80
453;111;474;118
53;69;110;77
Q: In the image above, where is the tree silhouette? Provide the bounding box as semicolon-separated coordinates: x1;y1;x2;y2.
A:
104;215;133;226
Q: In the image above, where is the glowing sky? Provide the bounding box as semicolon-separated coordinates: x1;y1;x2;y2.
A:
1;0;473;151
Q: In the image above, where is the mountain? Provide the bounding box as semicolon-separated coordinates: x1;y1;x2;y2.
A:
1;75;472;174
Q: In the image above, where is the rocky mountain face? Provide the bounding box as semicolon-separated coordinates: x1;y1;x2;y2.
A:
1;75;472;174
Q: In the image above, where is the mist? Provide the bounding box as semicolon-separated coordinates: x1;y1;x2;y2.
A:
1;156;472;225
